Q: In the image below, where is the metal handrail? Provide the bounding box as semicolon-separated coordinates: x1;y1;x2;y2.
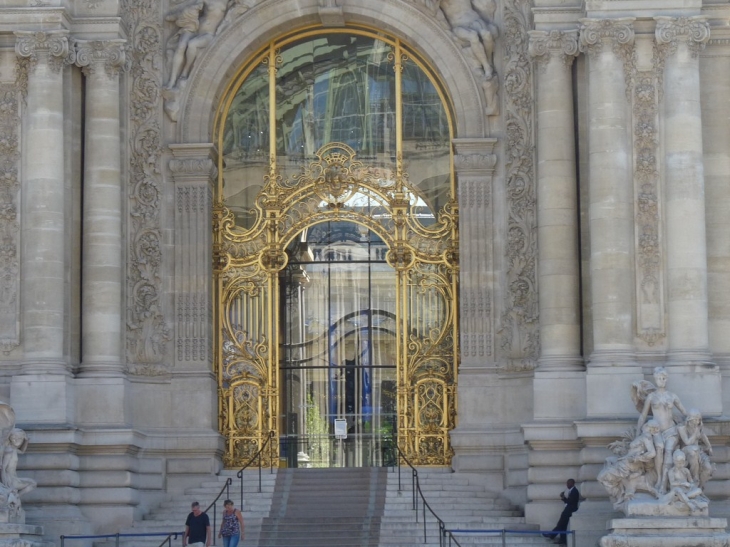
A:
60;531;183;546
394;444;460;547
154;476;233;547
235;429;276;510
445;528;576;547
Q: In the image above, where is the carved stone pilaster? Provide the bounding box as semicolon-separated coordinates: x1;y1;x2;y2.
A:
655;16;710;58
14;31;73;74
500;0;538;373
122;0;170;375
75;40;126;78
0;66;23;356
454;139;497;365
169;144;216;368
580;18;636;96
528;29;579;71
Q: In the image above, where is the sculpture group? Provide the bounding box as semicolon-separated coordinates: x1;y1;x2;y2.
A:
0;402;35;521
598;367;714;516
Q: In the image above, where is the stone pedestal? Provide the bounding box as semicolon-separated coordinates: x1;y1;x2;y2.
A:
0;523;50;547
600;517;730;547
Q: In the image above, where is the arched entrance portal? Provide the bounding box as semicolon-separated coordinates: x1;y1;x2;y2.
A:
214;28;459;468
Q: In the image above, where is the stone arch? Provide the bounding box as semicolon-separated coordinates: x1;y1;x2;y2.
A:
177;0;488;143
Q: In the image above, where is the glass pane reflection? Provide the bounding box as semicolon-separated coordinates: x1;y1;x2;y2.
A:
402;58;450;228
279;221;396;467
276;34;396;183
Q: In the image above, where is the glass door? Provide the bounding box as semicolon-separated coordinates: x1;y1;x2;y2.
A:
279;221;397;467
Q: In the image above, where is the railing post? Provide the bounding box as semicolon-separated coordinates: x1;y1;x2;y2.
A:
240;471;243;514
501;529;506;547
60;536;64;547
412;469;417;511
115;532;120;547
422;503;426;543
258;449;262;493
397;452;402;491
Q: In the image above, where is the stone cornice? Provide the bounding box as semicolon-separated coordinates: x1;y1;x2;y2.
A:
75;39;126;78
14;30;74;73
655;16;711;57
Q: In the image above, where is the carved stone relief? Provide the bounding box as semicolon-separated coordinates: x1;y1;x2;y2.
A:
0;64;23;356
499;0;538;372
14;31;74;74
122;0;171;375
632;50;664;347
163;0;264;120
403;0;499;115
75;40;126;78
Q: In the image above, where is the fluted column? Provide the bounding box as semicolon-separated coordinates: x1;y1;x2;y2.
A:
655;17;711;365
76;40;126;376
15;31;70;374
529;30;582;371
580;19;642;417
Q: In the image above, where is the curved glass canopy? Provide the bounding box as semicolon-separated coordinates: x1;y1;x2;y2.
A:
214;27;458;468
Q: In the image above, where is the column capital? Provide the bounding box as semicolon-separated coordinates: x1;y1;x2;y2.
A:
528;29;579;70
169;143;218;184
655;16;710;58
75;39;127;78
452;138;497;177
578;18;635;57
14;31;73;74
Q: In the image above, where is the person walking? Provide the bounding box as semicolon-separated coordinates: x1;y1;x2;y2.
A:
218;499;244;547
183;501;211;547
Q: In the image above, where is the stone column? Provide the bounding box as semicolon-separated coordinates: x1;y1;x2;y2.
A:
702;34;730;411
580;19;642;417
655;17;711;364
655;17;721;414
528;29;584;420
14;31;70;374
76;40;126;377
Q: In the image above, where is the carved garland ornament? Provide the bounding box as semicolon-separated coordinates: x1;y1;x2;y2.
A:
0;64;23;355
122;0;171;374
500;0;539;372
632;48;664;347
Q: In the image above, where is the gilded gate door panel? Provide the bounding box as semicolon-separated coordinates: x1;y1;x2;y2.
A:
214;29;459;467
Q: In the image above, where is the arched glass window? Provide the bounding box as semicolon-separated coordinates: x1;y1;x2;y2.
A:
214;27;458;468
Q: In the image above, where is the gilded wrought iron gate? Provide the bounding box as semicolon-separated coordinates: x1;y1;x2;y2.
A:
214;29;459;467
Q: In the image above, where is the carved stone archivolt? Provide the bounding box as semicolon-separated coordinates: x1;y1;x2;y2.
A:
75;40;126;78
499;0;538;372
122;0;171;375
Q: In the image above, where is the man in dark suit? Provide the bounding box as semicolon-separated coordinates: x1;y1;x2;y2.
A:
544;479;580;545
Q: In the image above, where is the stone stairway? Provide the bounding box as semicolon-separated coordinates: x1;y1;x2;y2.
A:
381;468;545;546
92;466;548;547
258;467;386;546
93;469;278;547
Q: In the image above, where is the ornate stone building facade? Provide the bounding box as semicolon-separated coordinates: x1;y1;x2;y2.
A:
0;0;729;544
